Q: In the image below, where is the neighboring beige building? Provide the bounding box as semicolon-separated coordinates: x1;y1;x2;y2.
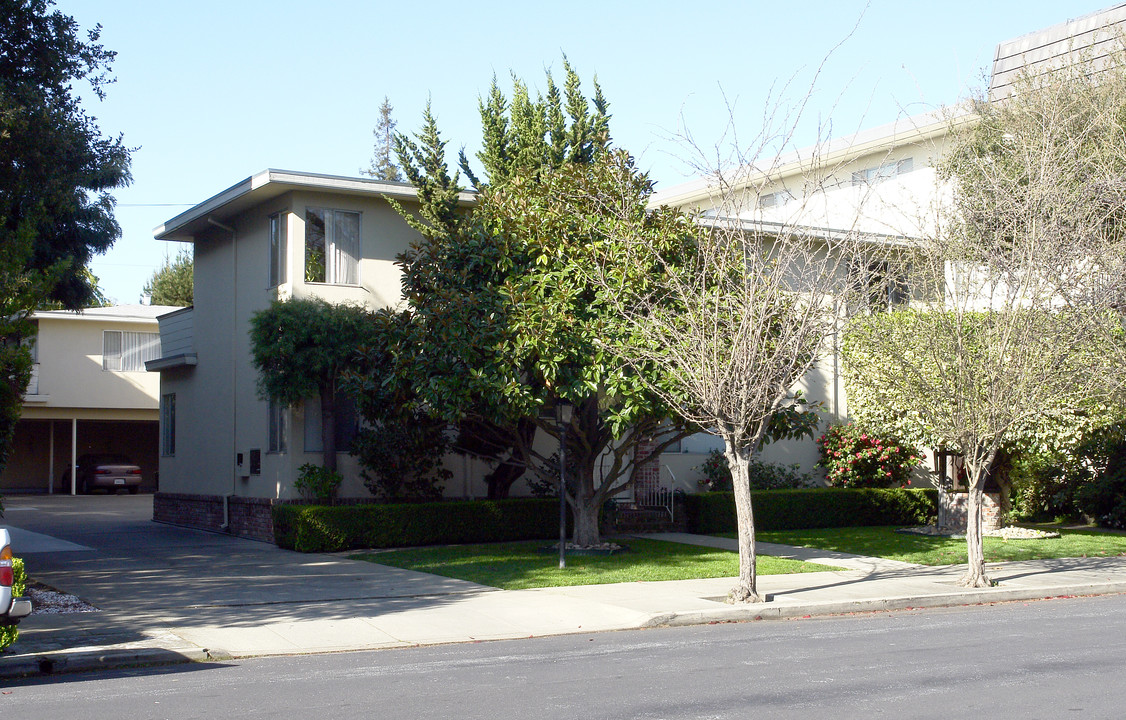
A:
656;4;1126;481
1;305;179;493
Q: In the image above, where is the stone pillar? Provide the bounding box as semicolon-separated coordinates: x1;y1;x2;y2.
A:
938;490;1003;532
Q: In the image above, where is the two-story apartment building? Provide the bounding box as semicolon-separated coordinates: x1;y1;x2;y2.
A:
148;172;478;538
149;6;1124;540
1;305;179;493
147;123;947;539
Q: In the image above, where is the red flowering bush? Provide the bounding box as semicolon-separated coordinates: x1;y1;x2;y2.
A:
816;424;923;489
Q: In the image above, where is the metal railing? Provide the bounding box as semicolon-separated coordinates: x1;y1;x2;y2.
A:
634;466;677;522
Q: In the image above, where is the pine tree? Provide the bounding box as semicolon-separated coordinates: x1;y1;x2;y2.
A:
143;250;193;306
361;96;403;182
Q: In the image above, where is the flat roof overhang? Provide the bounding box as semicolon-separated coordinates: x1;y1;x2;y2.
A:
154;169;475;243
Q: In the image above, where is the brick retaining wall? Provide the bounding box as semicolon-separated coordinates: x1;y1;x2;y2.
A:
153;492;276;544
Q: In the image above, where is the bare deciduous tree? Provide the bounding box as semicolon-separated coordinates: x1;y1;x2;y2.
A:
844;43;1126;587
592;104;880;601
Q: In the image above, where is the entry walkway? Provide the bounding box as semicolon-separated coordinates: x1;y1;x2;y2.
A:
2;495;1126;678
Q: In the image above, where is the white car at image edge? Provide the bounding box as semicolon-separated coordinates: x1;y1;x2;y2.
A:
1;528;32;626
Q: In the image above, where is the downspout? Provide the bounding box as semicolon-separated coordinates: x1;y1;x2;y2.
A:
208;217;237;532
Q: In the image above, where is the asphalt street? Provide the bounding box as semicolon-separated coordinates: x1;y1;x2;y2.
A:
3;593;1124;719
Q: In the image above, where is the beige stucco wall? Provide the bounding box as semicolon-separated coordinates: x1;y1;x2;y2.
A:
158;189;424;501
30;316;161;411
3;311;164;491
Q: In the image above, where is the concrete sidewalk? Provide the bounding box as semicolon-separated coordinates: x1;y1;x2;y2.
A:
3;502;1126;679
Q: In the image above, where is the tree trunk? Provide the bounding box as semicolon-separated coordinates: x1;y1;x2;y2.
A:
726;442;763;603
484;461;522;499
959;453;993;588
989;449;1013;523
572;500;600;547
320;385;337;473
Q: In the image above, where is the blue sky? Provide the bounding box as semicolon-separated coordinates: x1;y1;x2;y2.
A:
60;0;1108;304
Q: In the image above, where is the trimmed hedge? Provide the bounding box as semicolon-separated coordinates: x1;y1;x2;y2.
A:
682;488;938;535
273;498;569;553
273;489;937;553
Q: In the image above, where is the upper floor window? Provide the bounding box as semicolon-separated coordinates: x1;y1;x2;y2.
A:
759;189;795;209
305;208;360;285
103;331;161;372
269;212;287;287
851;157;913;187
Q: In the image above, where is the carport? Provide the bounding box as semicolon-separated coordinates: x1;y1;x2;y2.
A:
0;413;159;495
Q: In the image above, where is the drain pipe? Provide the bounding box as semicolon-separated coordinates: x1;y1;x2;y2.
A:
208;217;237;533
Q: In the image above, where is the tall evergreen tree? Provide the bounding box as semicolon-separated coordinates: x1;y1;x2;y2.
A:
380;59;688;541
361;96;403;182
0;0;132;480
143;250;193;306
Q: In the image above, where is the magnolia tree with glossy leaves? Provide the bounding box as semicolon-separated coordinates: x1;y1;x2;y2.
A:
385;63;691;545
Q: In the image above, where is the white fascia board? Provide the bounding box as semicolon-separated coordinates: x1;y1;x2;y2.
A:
699;215;920;248
153;171;262;242
651;110;973;210
31;307;168;324
153;169;477;243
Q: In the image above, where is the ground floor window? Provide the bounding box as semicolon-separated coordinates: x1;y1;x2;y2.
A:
161;393;176;456
268;400;288;453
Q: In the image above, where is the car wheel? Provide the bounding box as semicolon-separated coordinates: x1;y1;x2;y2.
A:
127;486;139;495
80;478;89;495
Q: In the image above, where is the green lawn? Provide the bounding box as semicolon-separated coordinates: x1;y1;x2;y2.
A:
352;538;839;590
754;526;1126;565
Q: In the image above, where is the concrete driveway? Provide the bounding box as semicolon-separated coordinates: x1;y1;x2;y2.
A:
1;494;496;655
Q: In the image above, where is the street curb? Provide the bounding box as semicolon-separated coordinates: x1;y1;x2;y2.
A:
641;581;1126;627
0;646;232;681
3;583;1125;680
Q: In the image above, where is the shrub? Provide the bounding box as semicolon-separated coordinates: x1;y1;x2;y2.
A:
1076;467;1126;529
1010;455;1086;522
681;488;937;535
294;464;343;505
0;557;25;652
273;498;568;553
696;450;732;491
353;420;450;503
817;424;922;489
1075;428;1126;529
696;449;814;491
1011;422;1126;524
